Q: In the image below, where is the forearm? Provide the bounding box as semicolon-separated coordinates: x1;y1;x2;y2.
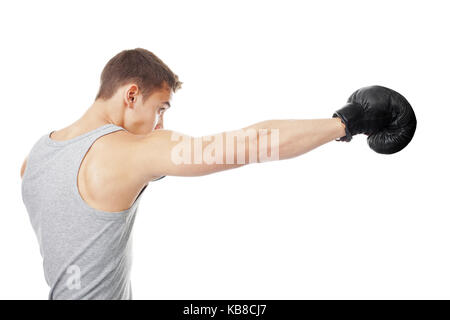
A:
245;118;346;161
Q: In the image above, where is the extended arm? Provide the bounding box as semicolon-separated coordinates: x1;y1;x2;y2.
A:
129;118;346;182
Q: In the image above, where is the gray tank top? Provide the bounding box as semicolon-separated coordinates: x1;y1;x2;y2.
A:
21;124;147;300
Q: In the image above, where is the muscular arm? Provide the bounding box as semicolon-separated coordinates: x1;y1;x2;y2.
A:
130;118;346;182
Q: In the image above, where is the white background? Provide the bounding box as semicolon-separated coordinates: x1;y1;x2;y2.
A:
1;0;448;299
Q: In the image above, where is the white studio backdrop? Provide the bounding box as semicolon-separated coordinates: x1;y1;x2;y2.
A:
0;0;448;299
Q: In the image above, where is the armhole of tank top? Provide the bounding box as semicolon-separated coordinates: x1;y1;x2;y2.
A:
72;127;146;220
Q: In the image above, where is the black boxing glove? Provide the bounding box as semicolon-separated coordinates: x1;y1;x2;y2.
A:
333;85;417;154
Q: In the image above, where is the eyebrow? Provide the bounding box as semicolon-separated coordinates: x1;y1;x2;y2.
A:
162;101;171;108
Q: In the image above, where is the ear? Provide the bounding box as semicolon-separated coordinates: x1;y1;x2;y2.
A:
124;84;139;107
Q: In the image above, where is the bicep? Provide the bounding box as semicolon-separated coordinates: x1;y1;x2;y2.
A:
132;129;253;179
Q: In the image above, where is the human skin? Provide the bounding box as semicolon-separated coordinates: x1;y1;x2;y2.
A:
21;82;346;212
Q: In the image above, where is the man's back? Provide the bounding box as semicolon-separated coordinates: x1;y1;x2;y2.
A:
21;124;146;299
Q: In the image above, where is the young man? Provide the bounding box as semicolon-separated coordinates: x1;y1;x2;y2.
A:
20;48;416;300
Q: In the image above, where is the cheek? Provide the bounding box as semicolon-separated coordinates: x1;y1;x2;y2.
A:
146;112;158;128
139;107;155;122
130;108;154;128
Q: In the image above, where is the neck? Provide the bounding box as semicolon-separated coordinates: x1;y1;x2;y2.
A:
51;100;125;140
76;99;124;129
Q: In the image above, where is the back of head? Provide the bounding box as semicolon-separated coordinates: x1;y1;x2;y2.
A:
95;48;183;102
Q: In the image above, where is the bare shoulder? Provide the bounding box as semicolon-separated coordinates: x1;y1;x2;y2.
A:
87;129;143;177
86;129;169;185
78;129;150;212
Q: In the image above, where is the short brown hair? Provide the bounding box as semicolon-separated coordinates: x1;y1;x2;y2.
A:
95;48;182;102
